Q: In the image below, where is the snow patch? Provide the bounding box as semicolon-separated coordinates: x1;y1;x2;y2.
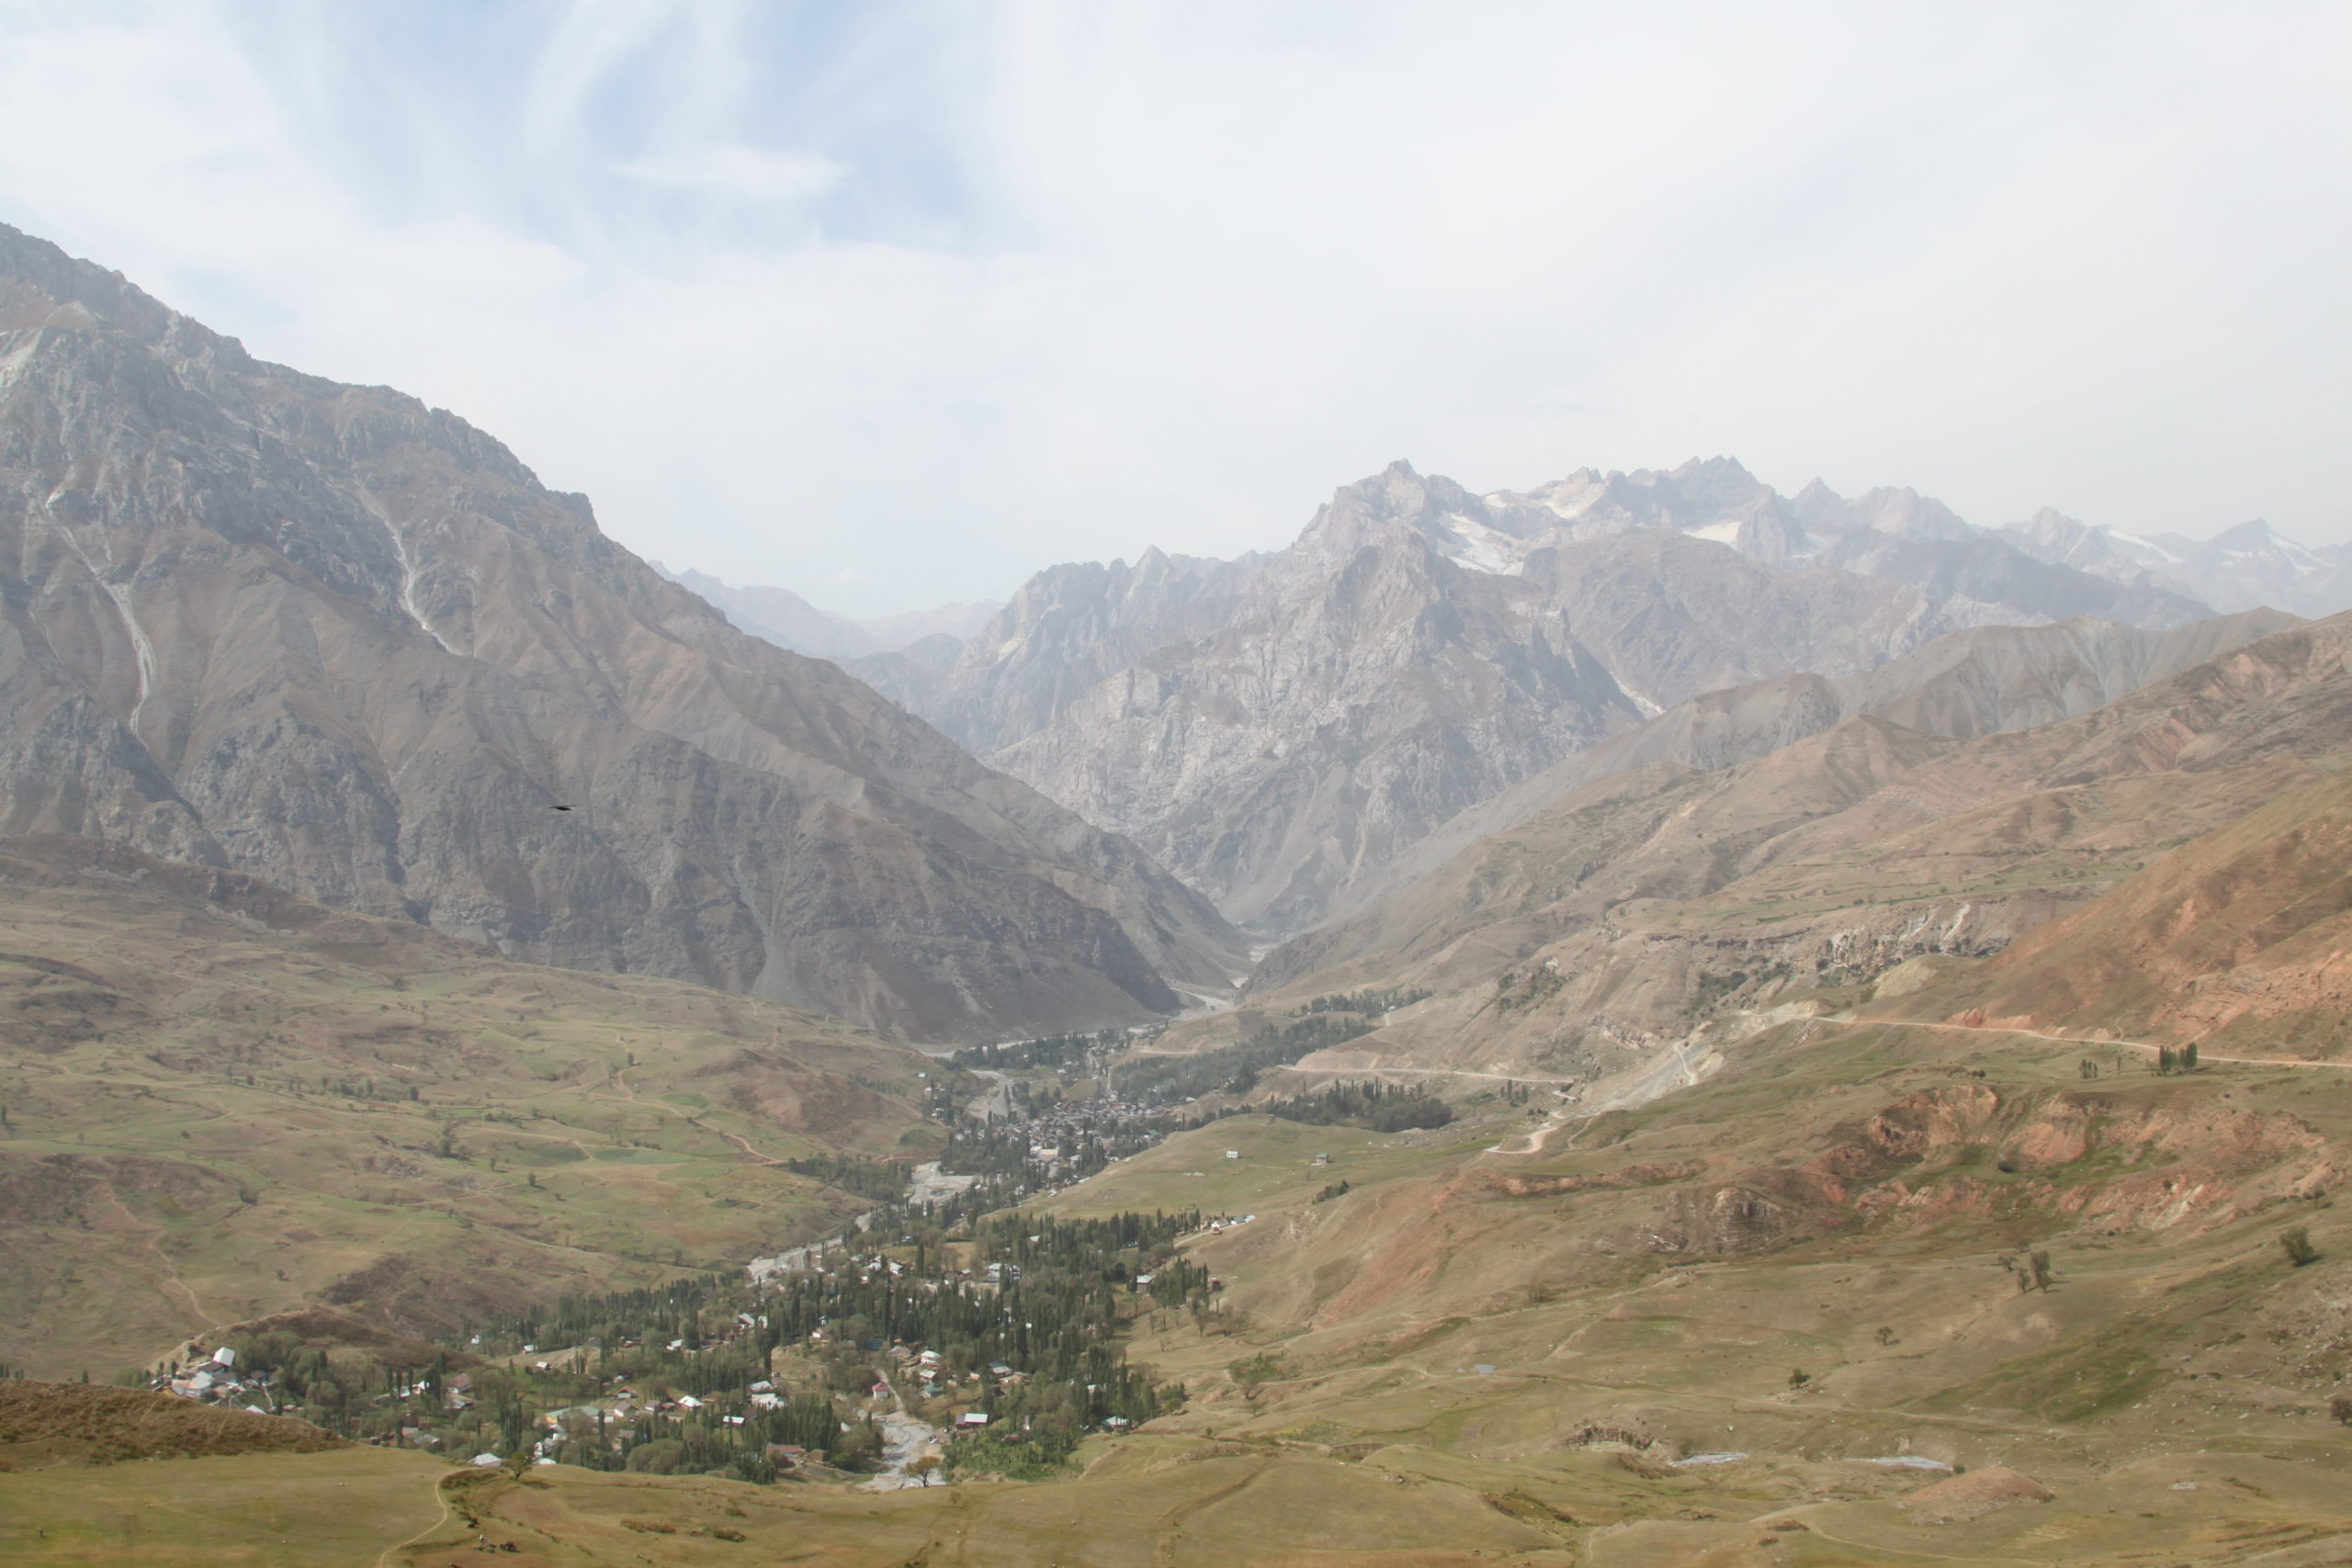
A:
2106;529;2183;565
1436;513;1531;577
359;490;454;654
43;509;157;731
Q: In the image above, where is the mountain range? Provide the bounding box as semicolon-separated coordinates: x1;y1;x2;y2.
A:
787;457;2336;935
2005;507;2352;618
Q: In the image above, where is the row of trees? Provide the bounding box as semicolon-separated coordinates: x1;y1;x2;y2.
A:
1288;987;1430;1017
947;1028;1130;1074
1111;1014;1382;1104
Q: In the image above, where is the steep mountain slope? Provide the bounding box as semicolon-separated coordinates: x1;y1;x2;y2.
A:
989;478;1654;930
1881;763;2352;1055
0;224;1242;1041
846;545;1267;754
1343;608;2299;924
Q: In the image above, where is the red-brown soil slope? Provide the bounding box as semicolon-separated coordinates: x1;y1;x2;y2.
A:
0;1379;339;1470
1877;765;2352;1057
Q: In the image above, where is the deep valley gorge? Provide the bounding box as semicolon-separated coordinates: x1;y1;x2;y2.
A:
3;215;2350;1568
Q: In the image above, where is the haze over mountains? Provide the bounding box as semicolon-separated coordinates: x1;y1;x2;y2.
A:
650;561;1000;660
0;223;1240;1043
676;456;2340;937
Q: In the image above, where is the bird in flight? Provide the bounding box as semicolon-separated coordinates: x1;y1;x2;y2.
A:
549;805;577;812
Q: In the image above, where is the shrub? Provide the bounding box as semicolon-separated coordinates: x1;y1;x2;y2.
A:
1229;1353;1293;1391
2280;1226;2320;1268
626;1438;686;1474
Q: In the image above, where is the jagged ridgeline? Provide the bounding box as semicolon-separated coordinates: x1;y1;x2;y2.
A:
0;222;1243;1043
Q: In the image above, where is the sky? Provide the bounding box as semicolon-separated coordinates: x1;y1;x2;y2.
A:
0;2;2346;618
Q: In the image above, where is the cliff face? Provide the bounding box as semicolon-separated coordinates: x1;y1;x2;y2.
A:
0;224;1244;1042
846;546;1267;755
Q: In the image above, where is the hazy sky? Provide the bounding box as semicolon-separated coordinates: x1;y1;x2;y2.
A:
2;2;2346;616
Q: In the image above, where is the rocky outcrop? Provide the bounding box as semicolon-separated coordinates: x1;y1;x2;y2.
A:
846;546;1266;754
0;223;1244;1042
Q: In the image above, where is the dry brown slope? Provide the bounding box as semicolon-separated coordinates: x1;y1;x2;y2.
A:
1874;763;2352;1057
1246;610;2352;1084
0;1379;340;1470
1343;607;2298;926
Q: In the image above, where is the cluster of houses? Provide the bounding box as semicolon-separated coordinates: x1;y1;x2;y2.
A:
155;1346;270;1412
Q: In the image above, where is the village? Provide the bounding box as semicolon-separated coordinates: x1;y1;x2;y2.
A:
140;1032;1262;1488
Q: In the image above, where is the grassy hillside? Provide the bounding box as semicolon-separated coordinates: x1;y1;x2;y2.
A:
0;838;943;1379
6;976;2349;1561
11;996;2348;1564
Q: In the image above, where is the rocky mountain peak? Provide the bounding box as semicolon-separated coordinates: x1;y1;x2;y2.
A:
2207;517;2292;553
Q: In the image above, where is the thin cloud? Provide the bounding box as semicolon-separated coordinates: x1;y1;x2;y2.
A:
614;145;843;203
0;2;2343;617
